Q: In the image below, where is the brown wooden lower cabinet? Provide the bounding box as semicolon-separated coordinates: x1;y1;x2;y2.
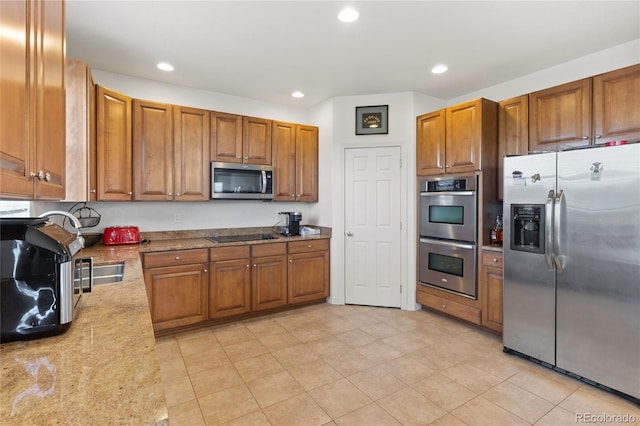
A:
251;243;288;311
142;249;209;332
481;250;504;333
142;239;330;332
209;246;252;319
416;290;482;325
288;239;330;304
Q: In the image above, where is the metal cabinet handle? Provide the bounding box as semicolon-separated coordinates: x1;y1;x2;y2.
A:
176;193;180;197
246;264;250;268
492;258;498;262
168;192;172;196
253;264;257;267
582;136;589;140
127;191;133;195
442;304;446;309
595;134;602;139
289;260;293;263
90;189;96;193
346;232;353;236
203;269;208;273
44;172;51;182
175;256;180;260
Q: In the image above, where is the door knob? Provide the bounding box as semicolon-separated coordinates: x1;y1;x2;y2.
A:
346;232;353;236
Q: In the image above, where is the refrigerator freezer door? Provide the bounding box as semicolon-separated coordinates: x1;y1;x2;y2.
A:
556;143;640;399
503;152;557;366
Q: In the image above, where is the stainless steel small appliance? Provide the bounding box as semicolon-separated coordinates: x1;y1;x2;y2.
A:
0;216;92;342
280;211;302;236
418;176;478;299
211;162;274;200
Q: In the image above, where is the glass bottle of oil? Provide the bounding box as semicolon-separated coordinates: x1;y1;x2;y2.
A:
490;214;503;247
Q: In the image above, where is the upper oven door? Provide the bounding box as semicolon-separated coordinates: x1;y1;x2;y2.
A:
420;190;477;242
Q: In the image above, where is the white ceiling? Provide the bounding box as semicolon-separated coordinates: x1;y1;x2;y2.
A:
65;1;640;108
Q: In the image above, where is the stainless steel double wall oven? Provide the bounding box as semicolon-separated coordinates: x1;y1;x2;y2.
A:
418;176;478;299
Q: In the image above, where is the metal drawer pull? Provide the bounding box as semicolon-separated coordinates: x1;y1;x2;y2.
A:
175;256;180;260
492;258;498;262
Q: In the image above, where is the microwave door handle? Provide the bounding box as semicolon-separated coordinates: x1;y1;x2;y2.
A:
261;171;267;194
554;189;565;272
545;190;555;269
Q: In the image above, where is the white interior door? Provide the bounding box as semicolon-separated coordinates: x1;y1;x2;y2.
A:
345;146;402;307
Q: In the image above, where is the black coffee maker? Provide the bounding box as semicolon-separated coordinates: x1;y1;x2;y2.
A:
279;211;302;236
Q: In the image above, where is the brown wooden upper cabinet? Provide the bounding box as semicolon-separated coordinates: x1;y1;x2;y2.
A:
133;100;210;201
530;64;640;151
96;86;133;201
497;95;528;199
529;78;592;151
417;98;497;176
210;113;272;165
272;121;319;202
592;64;640;145
0;0;65;200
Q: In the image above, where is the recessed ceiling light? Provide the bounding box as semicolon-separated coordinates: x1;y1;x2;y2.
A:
431;64;448;74
157;62;174;72
338;7;359;23
291;91;305;98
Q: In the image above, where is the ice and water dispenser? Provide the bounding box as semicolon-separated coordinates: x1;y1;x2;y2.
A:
510;204;545;253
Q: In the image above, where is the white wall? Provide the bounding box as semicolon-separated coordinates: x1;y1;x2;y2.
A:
448;39;640;105
311;92;443;309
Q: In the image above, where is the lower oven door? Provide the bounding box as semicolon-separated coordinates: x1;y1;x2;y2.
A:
419;238;477;299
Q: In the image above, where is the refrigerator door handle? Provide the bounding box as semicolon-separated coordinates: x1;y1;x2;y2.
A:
554;189;565;272
545;189;555;269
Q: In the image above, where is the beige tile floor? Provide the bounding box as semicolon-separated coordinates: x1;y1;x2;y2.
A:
155;304;640;426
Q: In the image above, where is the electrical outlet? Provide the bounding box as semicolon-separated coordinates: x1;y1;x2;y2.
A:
173;213;181;224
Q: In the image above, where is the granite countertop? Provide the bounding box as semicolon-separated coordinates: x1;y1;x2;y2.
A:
0;245;167;425
0;227;331;424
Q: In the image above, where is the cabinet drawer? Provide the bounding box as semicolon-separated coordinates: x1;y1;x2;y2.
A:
210;245;250;261
417;292;481;325
481;251;503;268
143;249;209;269
252;242;286;257
288;239;329;254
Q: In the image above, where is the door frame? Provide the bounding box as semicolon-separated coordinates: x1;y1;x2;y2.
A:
333;143;415;310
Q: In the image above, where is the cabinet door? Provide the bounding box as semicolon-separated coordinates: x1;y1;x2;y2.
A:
243;116;272;165
481;265;503;333
0;0;33;198
209;258;251;318
174;106;210;201
593;64;640;145
295;125;318;202
33;0;65;200
133;99;173;200
529;78;591;151
211;111;242;163
96;86;133;201
446;99;482;174
288;250;329;304
416;110;446;176
498;95;528;199
251;255;288;311
272;121;296;201
144;264;209;332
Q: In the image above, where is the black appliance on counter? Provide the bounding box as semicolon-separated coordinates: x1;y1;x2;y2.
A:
1;217;90;342
279;211;302;236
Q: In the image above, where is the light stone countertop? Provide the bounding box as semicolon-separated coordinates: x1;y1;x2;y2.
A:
0;227;331;424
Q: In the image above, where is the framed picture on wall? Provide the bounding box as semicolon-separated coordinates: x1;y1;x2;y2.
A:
355;105;388;135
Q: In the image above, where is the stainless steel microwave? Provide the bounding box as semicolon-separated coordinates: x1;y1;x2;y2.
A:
210;162;274;200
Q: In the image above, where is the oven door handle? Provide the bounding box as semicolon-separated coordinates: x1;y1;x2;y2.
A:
420;191;475;197
419;238;474;250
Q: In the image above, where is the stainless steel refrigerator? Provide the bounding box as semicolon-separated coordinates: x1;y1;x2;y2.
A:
503;143;640;401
